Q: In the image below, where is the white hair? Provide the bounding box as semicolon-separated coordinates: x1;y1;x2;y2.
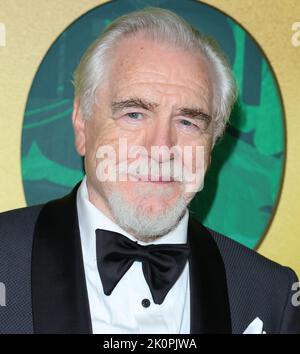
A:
107;187;188;241
73;7;237;141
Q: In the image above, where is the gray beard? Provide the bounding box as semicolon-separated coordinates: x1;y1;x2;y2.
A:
107;189;189;242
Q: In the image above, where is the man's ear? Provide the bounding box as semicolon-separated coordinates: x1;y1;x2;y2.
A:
72;98;86;156
204;153;212;175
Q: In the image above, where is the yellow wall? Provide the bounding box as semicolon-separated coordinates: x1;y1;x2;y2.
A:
0;0;299;277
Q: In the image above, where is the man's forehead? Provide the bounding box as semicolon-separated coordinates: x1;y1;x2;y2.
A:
110;34;210;80
107;80;212;113
107;65;212;105
101;36;213;110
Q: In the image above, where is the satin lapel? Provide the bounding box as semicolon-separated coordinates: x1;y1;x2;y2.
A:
31;182;92;334
188;217;232;334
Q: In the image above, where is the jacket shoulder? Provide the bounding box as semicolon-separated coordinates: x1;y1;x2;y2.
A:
0;204;44;333
207;227;299;333
208;227;292;277
0;204;43;240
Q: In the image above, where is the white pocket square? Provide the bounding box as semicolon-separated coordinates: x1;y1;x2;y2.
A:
243;317;266;334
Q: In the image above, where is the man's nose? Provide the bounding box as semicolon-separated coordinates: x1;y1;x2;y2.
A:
144;120;176;163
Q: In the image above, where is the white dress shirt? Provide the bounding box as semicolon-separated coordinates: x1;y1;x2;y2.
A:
76;176;190;334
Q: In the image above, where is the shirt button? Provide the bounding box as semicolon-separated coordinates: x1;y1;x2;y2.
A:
141;298;151;308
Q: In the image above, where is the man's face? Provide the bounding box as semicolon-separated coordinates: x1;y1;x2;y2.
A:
73;34;214;239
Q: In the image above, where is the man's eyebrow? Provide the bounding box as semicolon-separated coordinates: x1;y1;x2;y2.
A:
111;97;159;113
177;107;212;123
111;97;212;123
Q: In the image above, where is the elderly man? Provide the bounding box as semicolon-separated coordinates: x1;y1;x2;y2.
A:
0;7;299;334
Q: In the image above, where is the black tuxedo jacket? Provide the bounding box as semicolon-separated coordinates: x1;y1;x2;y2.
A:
0;182;299;334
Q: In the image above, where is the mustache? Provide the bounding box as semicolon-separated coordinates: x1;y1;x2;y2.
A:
116;156;197;183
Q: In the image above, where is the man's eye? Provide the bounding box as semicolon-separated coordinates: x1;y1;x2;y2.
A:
180;119;198;129
127;112;143;120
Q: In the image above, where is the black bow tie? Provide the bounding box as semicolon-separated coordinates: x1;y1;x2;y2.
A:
95;229;191;305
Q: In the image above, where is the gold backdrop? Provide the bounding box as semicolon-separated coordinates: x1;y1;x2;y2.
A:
0;0;299;277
